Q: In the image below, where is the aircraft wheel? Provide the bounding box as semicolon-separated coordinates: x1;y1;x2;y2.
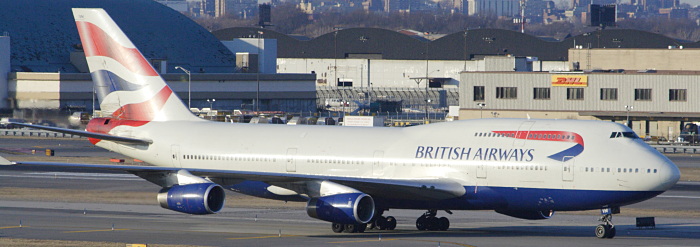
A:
332;222;344;233
376;216;388;230
416;216;428;231
343;224;357;233
606;226;616;239
386;216;397;230
595;224;610;238
437;217;450;231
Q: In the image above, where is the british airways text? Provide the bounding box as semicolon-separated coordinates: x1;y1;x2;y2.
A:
415;146;535;162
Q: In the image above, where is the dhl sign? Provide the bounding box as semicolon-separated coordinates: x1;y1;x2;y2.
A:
551;75;588;87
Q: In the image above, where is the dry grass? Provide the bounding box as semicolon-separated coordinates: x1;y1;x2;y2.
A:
0;238;206;247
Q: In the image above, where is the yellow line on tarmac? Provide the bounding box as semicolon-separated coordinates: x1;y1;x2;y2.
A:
0;226;26;229
64;228;130;233
328;239;398;243
408;239;477;247
227;235;296;240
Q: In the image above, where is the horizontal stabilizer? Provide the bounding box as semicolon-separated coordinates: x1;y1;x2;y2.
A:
0;156;12;165
10;123;152;145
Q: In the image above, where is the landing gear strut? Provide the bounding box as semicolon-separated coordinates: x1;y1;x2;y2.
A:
595;208;618;239
368;209;397;230
415;210;450;231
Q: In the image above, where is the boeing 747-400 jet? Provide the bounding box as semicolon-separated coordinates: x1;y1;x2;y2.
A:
0;8;681;239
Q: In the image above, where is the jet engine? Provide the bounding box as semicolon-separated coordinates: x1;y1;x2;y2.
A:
306;193;375;224
157;183;225;214
495;209;555;220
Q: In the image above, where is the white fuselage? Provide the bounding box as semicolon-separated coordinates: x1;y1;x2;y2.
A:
97;118;680;210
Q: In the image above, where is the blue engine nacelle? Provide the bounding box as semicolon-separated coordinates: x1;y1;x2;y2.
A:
306;193;375;224
157;183;225;214
495;209;555;220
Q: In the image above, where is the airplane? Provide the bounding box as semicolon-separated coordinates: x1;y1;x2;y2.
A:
0;8;681;239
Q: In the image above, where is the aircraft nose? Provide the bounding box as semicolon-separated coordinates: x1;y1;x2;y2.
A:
657;159;681;191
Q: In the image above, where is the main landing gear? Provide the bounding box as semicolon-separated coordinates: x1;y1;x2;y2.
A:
331;209;396;233
415;210;450;231
331;222;367;233
368;209;397;230
595;207;619;239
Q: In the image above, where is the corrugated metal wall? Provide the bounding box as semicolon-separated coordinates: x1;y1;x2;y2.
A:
460;72;700;113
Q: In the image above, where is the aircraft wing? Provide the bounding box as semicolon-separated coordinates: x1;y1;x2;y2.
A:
8;123;152;145
1;160;466;201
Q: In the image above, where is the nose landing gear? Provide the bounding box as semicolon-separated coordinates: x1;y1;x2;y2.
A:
595;207;619;239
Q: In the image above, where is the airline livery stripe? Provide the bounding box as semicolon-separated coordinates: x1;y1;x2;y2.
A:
493;130;585;161
110;86;173;121
75;21;158;77
492;130;584;146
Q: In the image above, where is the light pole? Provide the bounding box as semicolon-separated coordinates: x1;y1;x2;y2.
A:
477;103;485;118
208;98;216;110
256;31;263;112
174;66;191;109
625;105;634;127
424;42;429;124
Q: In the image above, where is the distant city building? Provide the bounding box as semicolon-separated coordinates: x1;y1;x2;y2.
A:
659;7;688;19
215;0;226;17
523;0;556;24
228;0;257;19
467;0;520;17
383;0;425;12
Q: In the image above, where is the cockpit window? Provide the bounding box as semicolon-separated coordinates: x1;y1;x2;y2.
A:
610;131;639;139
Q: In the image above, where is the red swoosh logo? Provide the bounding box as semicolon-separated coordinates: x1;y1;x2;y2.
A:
75;21;158;77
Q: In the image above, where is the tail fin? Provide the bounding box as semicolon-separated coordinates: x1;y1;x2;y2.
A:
72;8;197;122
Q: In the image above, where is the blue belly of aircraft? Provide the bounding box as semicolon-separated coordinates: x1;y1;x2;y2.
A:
376;186;664;211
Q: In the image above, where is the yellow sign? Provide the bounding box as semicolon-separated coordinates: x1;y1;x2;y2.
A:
551;75;588;87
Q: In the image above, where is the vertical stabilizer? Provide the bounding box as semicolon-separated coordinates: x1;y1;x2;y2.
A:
72;8;197;122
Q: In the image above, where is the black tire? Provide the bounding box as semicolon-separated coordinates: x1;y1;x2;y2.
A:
377;216;388;230
606;226;616;239
416;216;428;231
437;217;450;231
595;224;609;238
343;224;357;233
425;217;438;231
386;216;397;230
332;223;344;233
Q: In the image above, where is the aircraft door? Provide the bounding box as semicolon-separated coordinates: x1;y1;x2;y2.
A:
170;144;181;168
476;162;487;178
286;148;297;172
562;156;574;182
373;151;384;176
514;121;535;147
